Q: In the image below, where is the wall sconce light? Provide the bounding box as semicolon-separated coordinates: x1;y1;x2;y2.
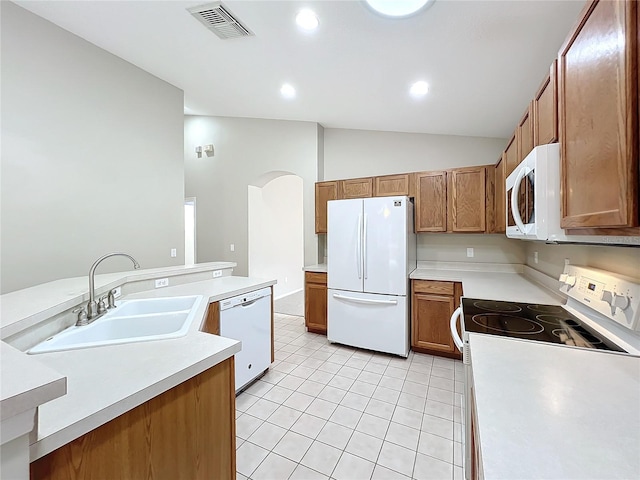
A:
195;144;214;158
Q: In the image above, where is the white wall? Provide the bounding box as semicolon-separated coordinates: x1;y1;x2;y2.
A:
0;2;185;293
418;234;526;264
184;116;320;276
324;128;506;179
248;175;304;298
525;242;640;279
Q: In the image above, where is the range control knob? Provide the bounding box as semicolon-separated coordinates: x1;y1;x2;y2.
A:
601;290;614;304
565;275;576;287
613;293;630;311
559;273;568;283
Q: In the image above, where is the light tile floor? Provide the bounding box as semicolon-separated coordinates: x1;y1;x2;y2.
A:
236;313;466;480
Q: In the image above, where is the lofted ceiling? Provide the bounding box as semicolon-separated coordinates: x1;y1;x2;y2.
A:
15;0;586;139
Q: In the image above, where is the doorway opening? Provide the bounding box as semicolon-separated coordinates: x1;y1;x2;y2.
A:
184;198;196;266
248;173;304;305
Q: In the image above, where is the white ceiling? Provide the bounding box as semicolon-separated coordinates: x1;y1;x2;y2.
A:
15;0;586;139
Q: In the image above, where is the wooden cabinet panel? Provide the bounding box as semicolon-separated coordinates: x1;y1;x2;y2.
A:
31;358;236;480
494;156;506;233
485;163;496;234
559;0;638;229
304;272;327;334
415;171;447;232
374;174;411;197
315;181;338;234
339;177;373;199
448;166;486;233
411;281;462;359
517;105;534;163
533;60;559;146
504;132;519;178
202;302;220;335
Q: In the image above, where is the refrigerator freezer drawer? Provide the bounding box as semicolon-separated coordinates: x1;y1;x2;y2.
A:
327;289;409;357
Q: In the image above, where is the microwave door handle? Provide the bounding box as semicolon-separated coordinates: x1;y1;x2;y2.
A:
510;167;529;234
450;306;464;352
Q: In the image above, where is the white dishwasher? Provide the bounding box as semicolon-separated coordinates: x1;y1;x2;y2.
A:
219;287;272;393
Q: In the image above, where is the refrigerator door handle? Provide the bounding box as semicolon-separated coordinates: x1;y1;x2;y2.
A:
332;293;398;305
363;213;368;279
356;213;363;279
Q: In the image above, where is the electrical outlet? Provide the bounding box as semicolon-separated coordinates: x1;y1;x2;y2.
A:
170;248;177;258
230;244;235;252
467;248;474;258
534;251;539;264
213;270;223;278
155;278;169;288
112;286;122;298
565;258;570;266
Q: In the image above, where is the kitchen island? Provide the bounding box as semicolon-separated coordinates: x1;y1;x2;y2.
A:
1;264;277;479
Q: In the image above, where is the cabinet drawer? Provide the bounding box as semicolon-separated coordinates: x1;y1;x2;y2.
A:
305;271;327;285
412;280;455;295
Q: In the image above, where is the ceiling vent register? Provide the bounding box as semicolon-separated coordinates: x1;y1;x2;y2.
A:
188;2;254;40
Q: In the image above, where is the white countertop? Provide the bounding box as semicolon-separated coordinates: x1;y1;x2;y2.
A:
469;333;640;479
304;264;327;273
410;262;563;305
1;342;66;421
1;272;275;461
1;261;237;339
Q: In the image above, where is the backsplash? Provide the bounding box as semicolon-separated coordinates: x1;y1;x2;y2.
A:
417;234;526;264
525;242;640;279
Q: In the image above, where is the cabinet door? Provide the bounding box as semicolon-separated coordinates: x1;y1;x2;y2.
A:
448;166;486;233
517;104;534;163
504;132;519;177
415;171;447;232
340;177;373;199
559;0;638;229
412;292;456;355
374;174;411;197
533;60;558;146
305;273;327;334
494;156;506;233
315;181;338;234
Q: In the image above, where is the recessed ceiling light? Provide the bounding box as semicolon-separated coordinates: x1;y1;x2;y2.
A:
410;81;429;98
296;9;319;30
280;83;296;99
365;0;434;18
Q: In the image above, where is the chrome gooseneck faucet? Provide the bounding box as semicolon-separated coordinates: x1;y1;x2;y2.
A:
86;252;140;321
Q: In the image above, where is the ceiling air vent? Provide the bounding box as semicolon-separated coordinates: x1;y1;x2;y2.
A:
188;2;254;40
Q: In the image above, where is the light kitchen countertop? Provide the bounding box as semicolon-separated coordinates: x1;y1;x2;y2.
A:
1;271;275;461
410;261;563;305
469;333;640;479
1;261;237;339
303;264;327;273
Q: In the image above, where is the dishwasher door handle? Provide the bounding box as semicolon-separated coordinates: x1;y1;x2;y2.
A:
240;299;259;307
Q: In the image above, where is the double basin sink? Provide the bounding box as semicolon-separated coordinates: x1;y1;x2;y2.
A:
28;295;203;354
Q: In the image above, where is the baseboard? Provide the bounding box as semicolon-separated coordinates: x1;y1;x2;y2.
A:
274;288;303;301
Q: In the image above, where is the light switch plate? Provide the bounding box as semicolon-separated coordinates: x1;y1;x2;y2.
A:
466;248;474;258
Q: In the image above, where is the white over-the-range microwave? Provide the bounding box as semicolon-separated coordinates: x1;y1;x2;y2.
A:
505;143;640;246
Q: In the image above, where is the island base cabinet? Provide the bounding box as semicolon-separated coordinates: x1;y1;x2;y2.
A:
31;358;236;480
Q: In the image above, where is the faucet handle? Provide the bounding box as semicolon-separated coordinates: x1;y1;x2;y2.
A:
97;296;108;314
107;289;117;309
73;307;88;326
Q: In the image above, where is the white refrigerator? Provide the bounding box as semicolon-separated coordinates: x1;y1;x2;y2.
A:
327;196;416;357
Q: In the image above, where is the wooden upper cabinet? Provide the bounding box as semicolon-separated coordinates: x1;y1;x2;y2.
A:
448;166;486;233
504;132;519;178
494;155;506;233
559;0;638;229
517;104;534;163
374;174;412;197
339;177;373;199
315;181;338;234
415;171;447;232
533;60;559;146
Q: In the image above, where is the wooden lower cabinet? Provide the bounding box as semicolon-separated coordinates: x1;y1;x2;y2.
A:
31;358;237;480
305;272;327;334
411;280;462;360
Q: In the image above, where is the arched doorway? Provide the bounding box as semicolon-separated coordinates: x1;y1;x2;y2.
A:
248;172;304;305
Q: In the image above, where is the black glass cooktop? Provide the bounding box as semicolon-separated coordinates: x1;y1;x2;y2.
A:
461;298;625;352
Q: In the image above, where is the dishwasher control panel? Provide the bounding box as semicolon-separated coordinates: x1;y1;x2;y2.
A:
220;286;272;310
